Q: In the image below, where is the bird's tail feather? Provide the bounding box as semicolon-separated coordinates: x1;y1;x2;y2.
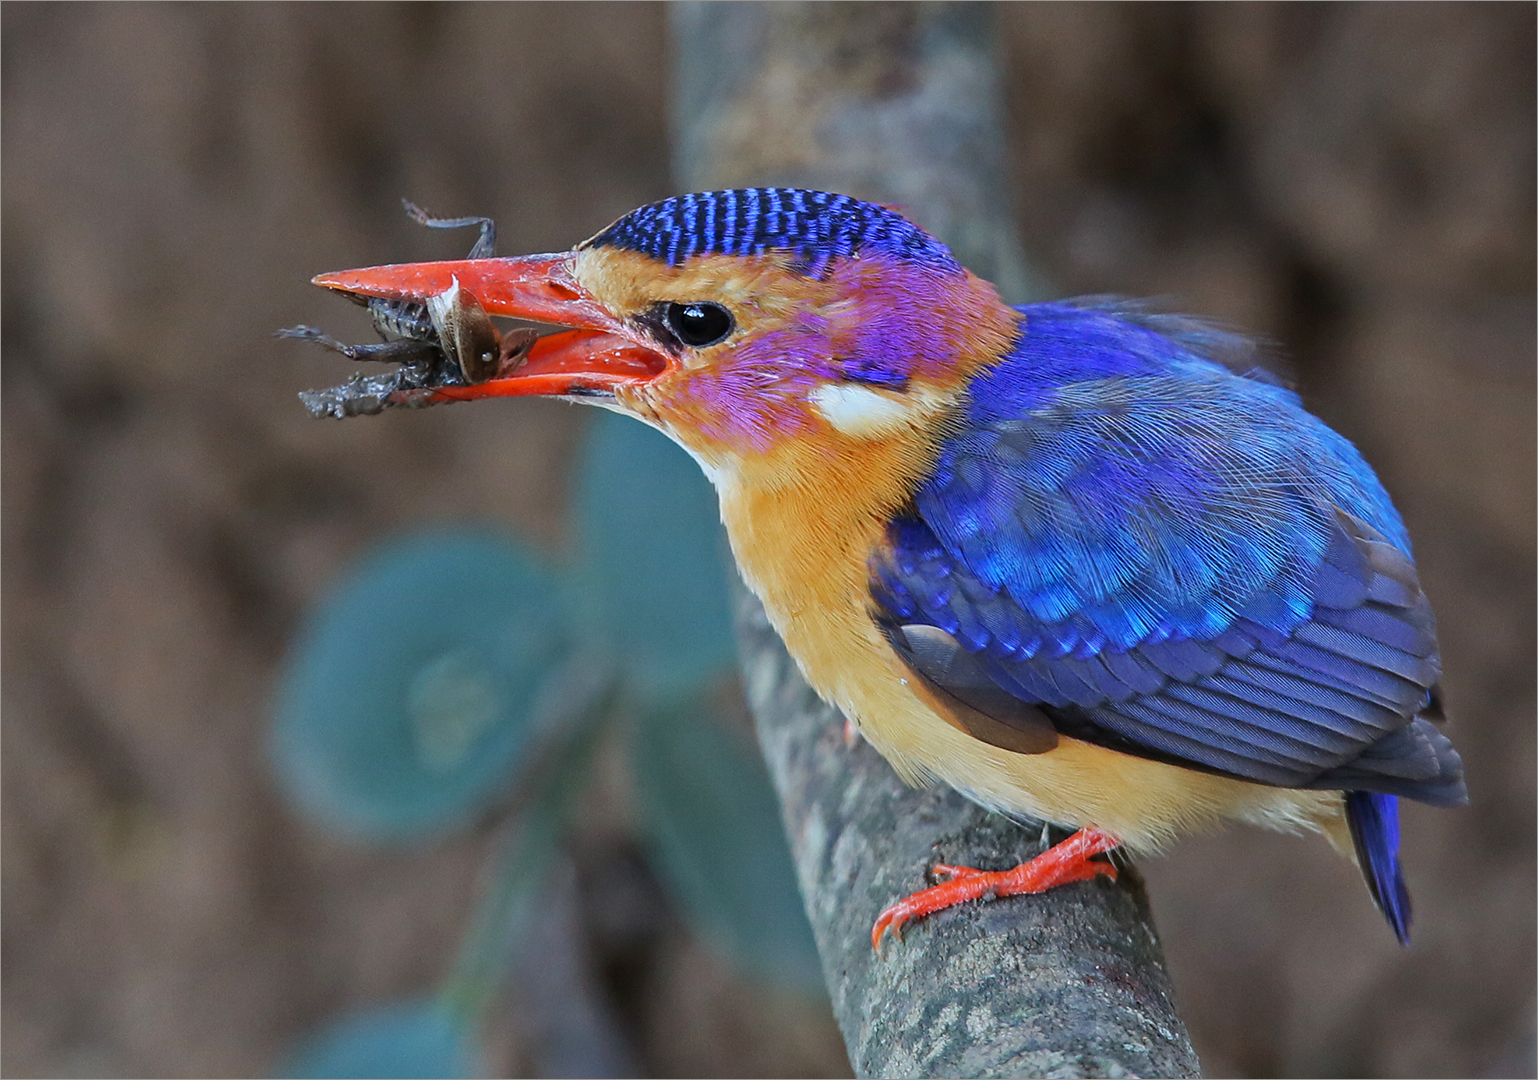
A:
1346;790;1413;944
1310;717;1468;807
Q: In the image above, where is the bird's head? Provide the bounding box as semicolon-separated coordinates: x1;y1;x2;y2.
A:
313;189;1020;485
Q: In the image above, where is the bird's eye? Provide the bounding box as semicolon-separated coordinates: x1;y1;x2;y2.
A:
664;302;734;348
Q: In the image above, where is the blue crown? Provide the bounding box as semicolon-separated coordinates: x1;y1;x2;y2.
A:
586;188;961;275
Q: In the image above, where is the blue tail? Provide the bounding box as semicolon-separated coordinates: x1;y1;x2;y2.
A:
1345;791;1413;944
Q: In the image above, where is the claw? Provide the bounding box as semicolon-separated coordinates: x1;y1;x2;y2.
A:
871;827;1120;950
930;863;986;882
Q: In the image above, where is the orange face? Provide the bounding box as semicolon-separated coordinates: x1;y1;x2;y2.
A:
311;241;1020;469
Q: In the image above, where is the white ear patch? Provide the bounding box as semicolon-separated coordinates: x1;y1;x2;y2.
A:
810;383;948;438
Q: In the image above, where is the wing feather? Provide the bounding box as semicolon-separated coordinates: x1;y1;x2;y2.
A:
870;302;1466;804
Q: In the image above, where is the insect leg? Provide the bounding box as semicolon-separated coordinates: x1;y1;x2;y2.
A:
402;199;497;258
276;325;441;365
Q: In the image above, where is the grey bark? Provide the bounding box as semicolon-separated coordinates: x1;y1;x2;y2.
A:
673;4;1203;1077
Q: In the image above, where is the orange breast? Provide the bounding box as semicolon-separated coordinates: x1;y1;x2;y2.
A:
715;425;1346;852
720;427;934;713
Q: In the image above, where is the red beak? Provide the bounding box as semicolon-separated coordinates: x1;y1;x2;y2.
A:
311;253;670;398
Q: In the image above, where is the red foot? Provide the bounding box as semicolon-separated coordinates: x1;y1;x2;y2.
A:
871;827;1120;949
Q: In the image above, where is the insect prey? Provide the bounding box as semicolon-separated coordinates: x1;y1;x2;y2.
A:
281;200;536;418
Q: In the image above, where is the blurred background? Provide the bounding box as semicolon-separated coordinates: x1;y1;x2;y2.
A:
3;3;1533;1077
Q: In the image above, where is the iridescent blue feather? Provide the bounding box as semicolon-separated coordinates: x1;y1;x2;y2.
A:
1346;791;1412;943
872;302;1467;809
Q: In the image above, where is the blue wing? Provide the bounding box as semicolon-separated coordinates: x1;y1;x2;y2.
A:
872;302;1466;806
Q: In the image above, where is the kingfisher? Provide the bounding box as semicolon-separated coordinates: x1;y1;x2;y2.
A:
305;188;1467;947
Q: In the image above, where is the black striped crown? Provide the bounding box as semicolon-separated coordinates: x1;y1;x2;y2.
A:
586;188;960;275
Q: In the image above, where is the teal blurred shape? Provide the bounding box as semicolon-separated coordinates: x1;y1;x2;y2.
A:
574;410;737;698
280;998;474;1079
271;531;570;841
632;697;827;995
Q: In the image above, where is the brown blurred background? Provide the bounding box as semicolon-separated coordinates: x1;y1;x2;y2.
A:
3;4;1533;1077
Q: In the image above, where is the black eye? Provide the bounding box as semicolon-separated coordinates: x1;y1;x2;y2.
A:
664;301;734;347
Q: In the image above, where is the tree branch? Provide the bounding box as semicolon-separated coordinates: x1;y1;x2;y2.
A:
675;3;1203;1076
736;585;1199;1079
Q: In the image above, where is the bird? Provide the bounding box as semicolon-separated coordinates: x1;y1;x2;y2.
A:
309;187;1467;948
